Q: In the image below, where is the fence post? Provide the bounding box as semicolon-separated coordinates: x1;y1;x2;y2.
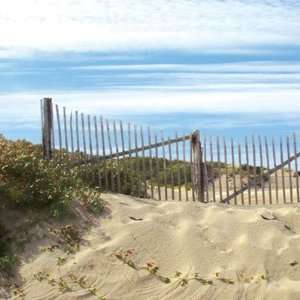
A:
191;130;205;202
42;97;53;160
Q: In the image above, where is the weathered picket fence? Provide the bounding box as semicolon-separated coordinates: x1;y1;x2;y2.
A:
41;98;300;205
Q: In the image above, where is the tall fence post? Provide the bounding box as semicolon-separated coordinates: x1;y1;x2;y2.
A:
191;130;205;202
42;97;53;160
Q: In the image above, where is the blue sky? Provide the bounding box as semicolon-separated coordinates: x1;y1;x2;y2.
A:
0;0;300;141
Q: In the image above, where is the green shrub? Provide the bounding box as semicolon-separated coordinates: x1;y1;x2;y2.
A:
0;137;82;217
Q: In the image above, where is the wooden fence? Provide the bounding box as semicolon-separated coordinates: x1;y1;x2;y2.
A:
41;98;300;205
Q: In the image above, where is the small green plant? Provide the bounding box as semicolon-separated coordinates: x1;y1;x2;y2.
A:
115;249;137;270
57;276;71;293
57;256;67;266
175;271;213;287
142;262;170;283
215;272;234;284
78;187;104;214
34;271;50;282
49;224;81;253
34;271;71;293
68;273;106;299
114;249;170;284
193;273;213;285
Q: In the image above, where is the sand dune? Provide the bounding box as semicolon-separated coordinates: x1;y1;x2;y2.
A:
6;194;300;300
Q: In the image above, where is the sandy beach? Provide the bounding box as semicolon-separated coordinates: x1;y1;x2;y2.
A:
2;193;300;300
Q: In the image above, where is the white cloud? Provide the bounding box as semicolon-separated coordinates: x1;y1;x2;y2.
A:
74;62;300;72
1;89;300;119
0;0;299;56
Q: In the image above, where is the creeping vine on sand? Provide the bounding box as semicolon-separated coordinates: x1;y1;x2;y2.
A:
33;270;106;300
114;249;217;286
175;271;213;286
114;249;170;283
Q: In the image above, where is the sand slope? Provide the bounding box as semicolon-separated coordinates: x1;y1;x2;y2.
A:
7;194;300;300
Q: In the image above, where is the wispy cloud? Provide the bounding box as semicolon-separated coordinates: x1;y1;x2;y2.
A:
1;0;300;56
1;89;300;116
73;62;300;73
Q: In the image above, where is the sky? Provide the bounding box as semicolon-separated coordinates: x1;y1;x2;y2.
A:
0;0;300;141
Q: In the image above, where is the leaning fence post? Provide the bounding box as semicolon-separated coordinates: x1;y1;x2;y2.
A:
42;98;53;160
191;130;205;202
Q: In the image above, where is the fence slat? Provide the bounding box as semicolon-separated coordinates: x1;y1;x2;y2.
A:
94;116;99;157
287;136;293;203
258;136;265;205
252;136;258;205
100;116;106;156
50;101;55;150
204;137;209;202
88;115;93;156
264;137;272;204
81;113;87;156
75;111;80;152
231;138;237;205
40;99;44;146
280;137;286;203
272;137;279;203
190;133;196;201
155;133;162;200
216;137;223;203
161;131;168;200
113;121;121;193
177;132;182;201
100;116;108;190
94;116;101;188
293;133;300;202
238;143;244;205
140;127;147;198
55;104;62;150
106;120;114;192
87;114;95;183
245;137;251;205
120;121;125;152
148;127;154;199
223;138;229;200
120;121;127;193
128;123;134;196
182;135;189;201
63;107;68;152
168;137;175;200
210;137;216;202
70;112;74;153
134;125;140;197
